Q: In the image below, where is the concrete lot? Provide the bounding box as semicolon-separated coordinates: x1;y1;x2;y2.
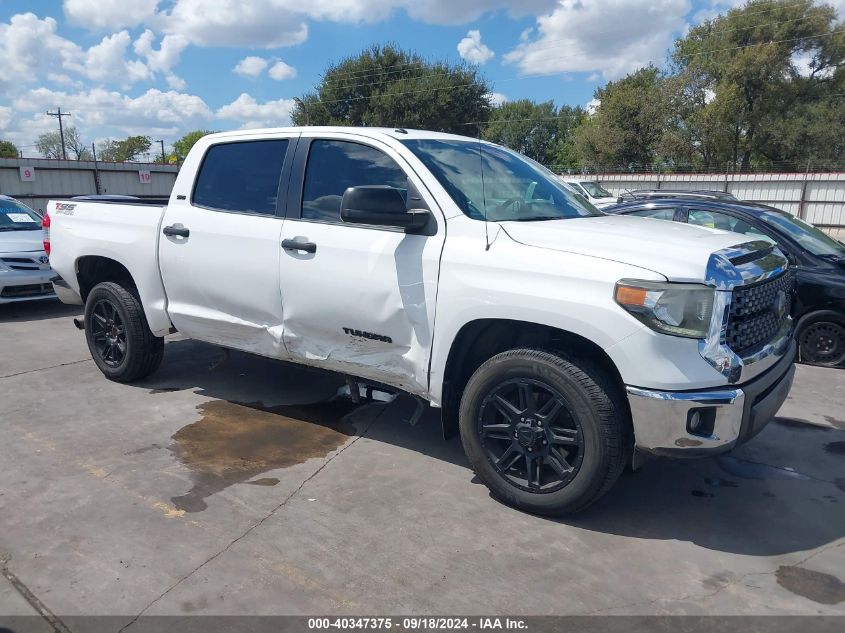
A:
1;300;843;624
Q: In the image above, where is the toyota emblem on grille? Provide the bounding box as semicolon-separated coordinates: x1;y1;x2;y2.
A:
38;256;50;265
774;290;788;319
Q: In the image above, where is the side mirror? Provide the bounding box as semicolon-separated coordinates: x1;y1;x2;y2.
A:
341;186;430;232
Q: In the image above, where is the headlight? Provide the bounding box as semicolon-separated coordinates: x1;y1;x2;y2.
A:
615;280;715;339
0;260;10;273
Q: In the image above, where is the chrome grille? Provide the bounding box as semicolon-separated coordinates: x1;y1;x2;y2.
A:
726;271;794;357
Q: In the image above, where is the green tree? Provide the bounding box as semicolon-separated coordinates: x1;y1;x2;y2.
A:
671;0;843;169
551;105;586;170
97;135;152;162
292;44;491;133
483;100;560;166
173;130;214;162
573;66;670;170
36;126;92;160
0;139;18;158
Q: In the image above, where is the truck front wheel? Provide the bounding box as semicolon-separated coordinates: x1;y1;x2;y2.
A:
459;349;628;516
84;281;164;382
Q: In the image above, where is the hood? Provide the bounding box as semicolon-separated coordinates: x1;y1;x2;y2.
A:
591;197;618;208
501;214;760;282
0;229;45;254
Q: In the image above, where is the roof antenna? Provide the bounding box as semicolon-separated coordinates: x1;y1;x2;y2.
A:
477;124;492;251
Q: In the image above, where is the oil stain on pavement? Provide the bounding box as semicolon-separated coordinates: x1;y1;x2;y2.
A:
168;398;361;512
775;566;845;605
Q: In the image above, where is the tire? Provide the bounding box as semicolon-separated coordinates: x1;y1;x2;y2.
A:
84;281;164;382
459;349;629;516
798;317;845;368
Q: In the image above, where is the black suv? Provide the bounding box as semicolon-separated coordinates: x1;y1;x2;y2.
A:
607;198;845;367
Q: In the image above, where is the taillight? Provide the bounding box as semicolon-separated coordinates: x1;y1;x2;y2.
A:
42;212;51;256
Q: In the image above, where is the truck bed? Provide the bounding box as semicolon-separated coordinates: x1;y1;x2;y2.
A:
47;197;174;335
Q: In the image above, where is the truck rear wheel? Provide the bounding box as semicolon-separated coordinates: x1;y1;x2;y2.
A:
84;281;164;382
459;349;628;516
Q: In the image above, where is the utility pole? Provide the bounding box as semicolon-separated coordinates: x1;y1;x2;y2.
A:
46;107;71;160
156;139;166;164
92;142;102;195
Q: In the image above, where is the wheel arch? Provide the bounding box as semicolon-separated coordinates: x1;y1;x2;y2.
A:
75;255;136;302
795;307;845;333
439;318;629;439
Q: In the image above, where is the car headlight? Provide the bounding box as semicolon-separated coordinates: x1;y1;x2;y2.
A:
0;260;10;273
615;280;715;339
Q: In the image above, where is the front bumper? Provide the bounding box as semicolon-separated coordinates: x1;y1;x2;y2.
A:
0;268;56;304
626;341;796;457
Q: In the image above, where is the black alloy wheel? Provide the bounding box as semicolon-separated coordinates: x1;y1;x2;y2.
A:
90;298;127;367
800;320;845;367
478;378;585;493
84;281;164;382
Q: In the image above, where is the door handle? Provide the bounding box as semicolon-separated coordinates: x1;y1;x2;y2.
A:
282;239;317;254
163;225;190;238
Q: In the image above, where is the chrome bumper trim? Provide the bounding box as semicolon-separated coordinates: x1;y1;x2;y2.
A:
626;385;745;454
628;345;795;457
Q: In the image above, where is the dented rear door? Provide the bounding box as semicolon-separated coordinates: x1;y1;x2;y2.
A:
158;134;298;357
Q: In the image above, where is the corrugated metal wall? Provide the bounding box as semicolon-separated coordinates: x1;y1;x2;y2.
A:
0;157;178;214
591;172;845;227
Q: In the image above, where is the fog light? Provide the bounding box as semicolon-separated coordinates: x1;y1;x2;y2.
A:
686;408;716;437
689;410;703;432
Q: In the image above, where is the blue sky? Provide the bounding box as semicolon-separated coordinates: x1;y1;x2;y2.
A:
1;0;835;158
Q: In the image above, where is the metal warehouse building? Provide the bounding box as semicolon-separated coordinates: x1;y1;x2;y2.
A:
0;157;178;214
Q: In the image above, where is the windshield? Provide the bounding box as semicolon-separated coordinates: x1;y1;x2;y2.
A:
758;212;845;257
402;139;601;222
0;200;41;232
580;182;612;198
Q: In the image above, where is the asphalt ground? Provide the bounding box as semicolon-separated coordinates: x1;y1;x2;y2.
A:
0;300;843;628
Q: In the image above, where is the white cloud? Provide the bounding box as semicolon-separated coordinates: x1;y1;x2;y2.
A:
234;56;270;77
586;98;601;115
0;106;12;131
268;60;297;80
0;13;83;94
216;93;297;129
13;87;213;137
134;31;188;74
161;0;309;48
83;31;152;85
457;30;495;65
166;74;187;90
63;0;160;31
153;1;560;50
505;0;691;81
486;92;508;107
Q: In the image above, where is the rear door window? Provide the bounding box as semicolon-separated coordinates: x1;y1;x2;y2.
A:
688;209;775;243
630;207;677;221
301;140;408;222
193;140;289;215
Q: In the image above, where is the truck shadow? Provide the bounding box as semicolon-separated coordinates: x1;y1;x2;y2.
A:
136;338;843;557
0;299;81;323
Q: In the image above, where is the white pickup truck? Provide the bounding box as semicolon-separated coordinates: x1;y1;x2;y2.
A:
46;127;796;515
